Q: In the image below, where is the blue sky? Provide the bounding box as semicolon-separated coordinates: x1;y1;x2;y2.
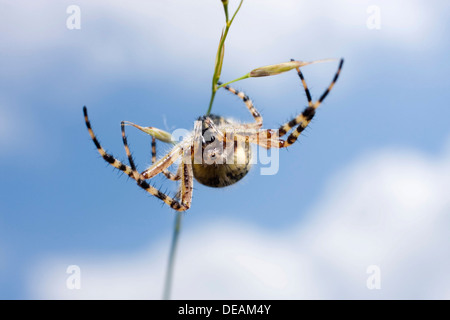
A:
0;0;449;299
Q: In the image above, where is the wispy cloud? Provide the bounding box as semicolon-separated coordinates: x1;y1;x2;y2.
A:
0;0;442;75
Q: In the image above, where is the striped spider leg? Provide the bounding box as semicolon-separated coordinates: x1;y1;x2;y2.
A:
83;106;196;211
214;58;343;150
122;121;180;181
198;83;264;170
150;137;180;181
218;81;263;132
242;58;344;149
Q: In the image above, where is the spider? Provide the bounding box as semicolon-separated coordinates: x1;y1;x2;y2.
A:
83;58;343;211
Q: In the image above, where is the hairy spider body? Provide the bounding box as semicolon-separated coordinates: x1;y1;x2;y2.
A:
83;59;343;211
192;114;252;188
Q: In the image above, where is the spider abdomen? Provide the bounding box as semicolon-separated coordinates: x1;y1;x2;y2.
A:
192;157;252;188
192;115;252;188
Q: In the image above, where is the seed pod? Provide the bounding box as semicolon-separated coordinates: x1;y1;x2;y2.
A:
249;58;336;77
124;121;173;144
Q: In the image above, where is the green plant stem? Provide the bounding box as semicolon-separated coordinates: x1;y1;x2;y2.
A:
163;0;244;300
206;27;229;116
162;211;183;300
206;0;244;116
217;73;250;89
223;1;229;21
206;91;217;116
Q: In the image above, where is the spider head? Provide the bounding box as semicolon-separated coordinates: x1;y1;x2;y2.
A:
195;114;229;164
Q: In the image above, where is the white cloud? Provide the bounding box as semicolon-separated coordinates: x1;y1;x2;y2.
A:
0;0;442;124
0;0;442;75
29;140;450;299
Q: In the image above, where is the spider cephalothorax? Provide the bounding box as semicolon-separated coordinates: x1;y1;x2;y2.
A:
83;59;343;211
